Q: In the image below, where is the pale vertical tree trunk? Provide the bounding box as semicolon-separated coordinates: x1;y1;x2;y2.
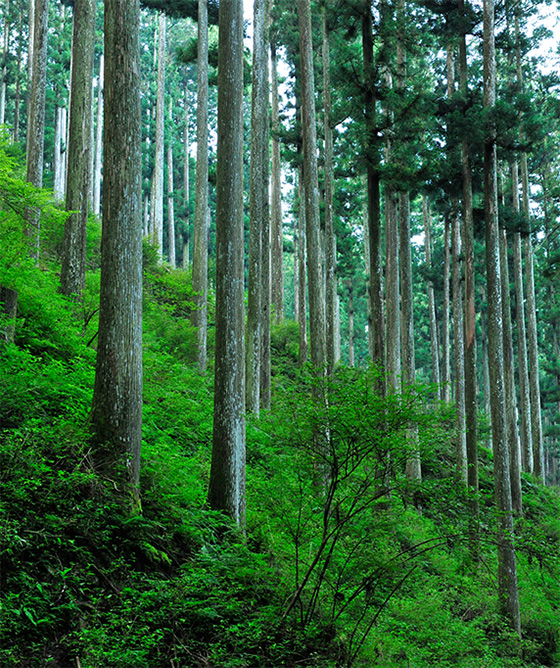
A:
25;0;48;261
191;0;209;373
458;0;478;513
91;0;143;510
167;102;176;268
13;3;23;142
385;188;400;391
89;78;95;207
151;12;166;259
323;10;336;375
293;206;299;322
0;0;9;126
246;0;268;414
208;0;245;527
442;213;451;402
422;196;441;392
516;14;543;480
334;290;341;365
363;1;384;380
143;194;149;237
483;0;521;632
183;84;190;267
53;105;64;200
362;177;373;358
297;164;308;365
499;226;522;513
60;0;95;298
347;278;355;367
93;54;104;218
298;0;326;376
270;40;284;324
511;162;532;471
452;203;467;482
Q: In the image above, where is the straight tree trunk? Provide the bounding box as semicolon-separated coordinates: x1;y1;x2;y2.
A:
297;163;308;365
91;0;143;510
183;84;190;267
25;0;48;261
270;40;284;324
385;187;400;391
167;104;176;267
347;278;354;367
60;0;95;297
442;213;451;402
362;1;384;380
458;0;478;513
0;0;10;126
452;201;467;483
93;54;104;218
191;0;209;373
150;12;166;259
13;2;23;142
499;226;522;513
293;206;299;321
323;10;336;375
208;0;246;527
246;0;268;414
53;105;64;200
298;0;326;376
483;0;521;632
511;162;532;471
423;196;441;391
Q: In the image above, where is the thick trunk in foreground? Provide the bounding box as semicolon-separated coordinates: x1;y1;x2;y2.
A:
483;0;521;632
60;0;95;297
93;54;104;218
208;0;246;527
90;0;143;509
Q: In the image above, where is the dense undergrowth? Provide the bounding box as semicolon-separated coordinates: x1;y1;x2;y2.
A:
1;160;560;666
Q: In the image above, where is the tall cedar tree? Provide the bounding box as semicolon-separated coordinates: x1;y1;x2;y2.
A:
208;0;246;526
90;0;143;509
60;0;95;297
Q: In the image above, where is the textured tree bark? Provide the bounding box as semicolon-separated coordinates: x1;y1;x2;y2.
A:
53;106;64;200
362;1;384;383
182;85;190;268
150;12;166;260
458;2;478;512
422;197;441;392
511;163;532;471
499;226;522;513
297;164;308;366
93;54;104;218
13;3;23;142
452;204;467;483
25;0;48;261
167;124;176;267
0;0;9;126
270;40;284;324
483;0;521;632
385;187;400;391
90;0;143;511
208;0;246;527
298;0;326;376
323;10;336;375
60;0;95;298
347;278;354;367
442;213;451;403
191;0;209;374
246;0;268;414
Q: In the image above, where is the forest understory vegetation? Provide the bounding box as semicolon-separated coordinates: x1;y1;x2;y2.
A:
1;182;559;667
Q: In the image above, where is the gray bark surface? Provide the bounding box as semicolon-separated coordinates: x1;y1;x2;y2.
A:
93;54;104;217
151;12;166;259
208;0;246;527
483;0;521;631
91;0;143;508
60;0;95;297
270;41;284;324
191;0;209;373
298;0;326;375
422;197;441;392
